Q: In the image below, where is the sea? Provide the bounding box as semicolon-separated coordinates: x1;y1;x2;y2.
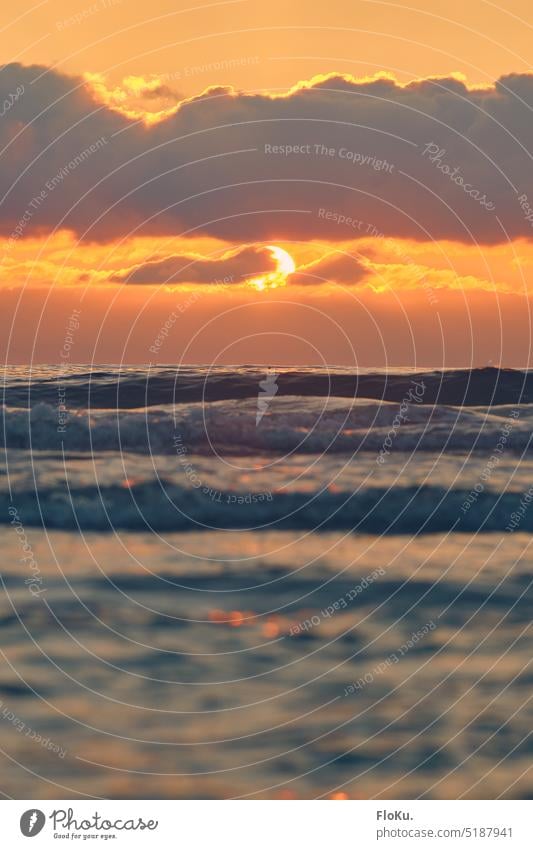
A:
0;365;531;799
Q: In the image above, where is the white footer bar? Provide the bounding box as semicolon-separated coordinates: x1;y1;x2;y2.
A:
3;800;531;847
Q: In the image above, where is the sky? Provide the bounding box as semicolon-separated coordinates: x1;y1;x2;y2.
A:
1;0;533;365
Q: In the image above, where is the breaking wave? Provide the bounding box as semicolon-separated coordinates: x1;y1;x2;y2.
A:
1;395;531;455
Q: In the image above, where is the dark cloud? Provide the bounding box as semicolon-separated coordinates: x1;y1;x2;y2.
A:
0;64;532;244
112;245;368;286
111;244;278;284
288;251;369;285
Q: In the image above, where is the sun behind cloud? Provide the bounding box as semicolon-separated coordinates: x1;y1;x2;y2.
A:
247;246;296;291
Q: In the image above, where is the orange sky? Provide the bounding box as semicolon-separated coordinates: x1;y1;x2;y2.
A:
7;0;533;91
1;0;532;365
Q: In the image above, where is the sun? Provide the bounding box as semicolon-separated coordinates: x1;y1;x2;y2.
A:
267;245;296;276
248;245;296;290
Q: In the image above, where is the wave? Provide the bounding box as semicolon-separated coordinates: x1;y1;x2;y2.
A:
3;478;533;533
2;396;532;455
2;366;533;409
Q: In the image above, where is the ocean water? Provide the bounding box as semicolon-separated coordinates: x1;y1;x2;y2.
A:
0;365;531;799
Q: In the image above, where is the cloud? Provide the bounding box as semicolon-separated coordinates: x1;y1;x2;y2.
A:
111;245;368;287
83;73;181;123
1;65;533;244
111;244;278;285
288;250;369;285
